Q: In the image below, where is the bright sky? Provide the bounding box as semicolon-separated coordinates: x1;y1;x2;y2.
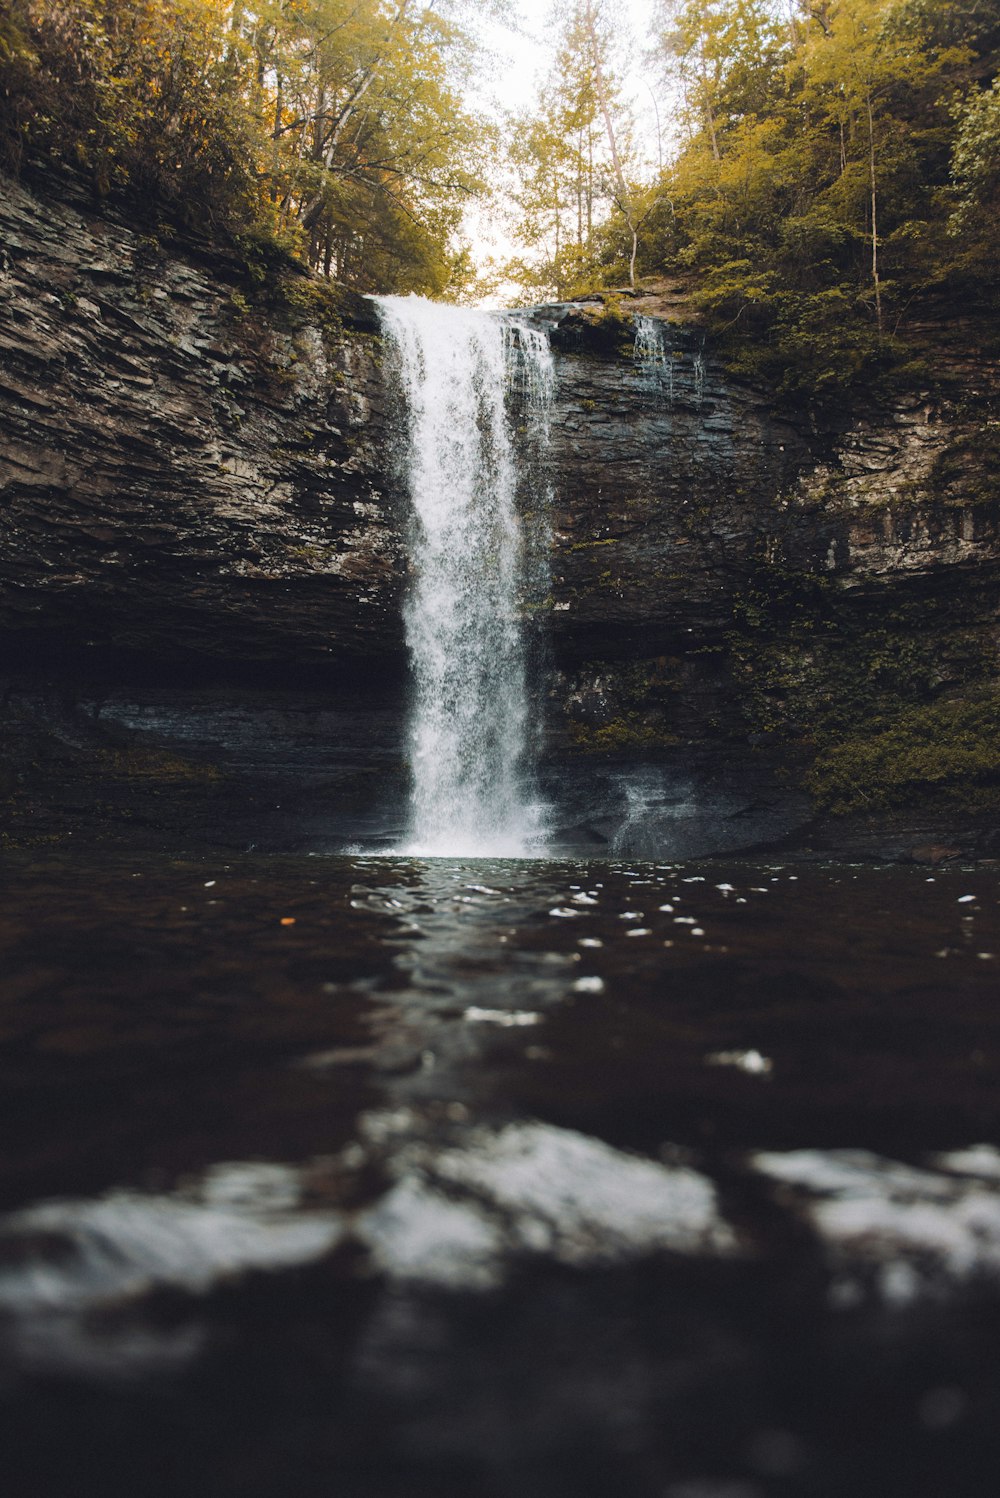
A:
478;0;661;126
464;0;664;282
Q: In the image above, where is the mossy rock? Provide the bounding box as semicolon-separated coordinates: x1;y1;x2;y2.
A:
569;715;680;754
808;691;1000;813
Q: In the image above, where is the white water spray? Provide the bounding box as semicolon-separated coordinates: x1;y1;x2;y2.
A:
633;314;673;400
376;296;554;858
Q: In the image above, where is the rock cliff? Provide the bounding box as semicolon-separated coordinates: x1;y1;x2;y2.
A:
2;173;1000;854
0;172;404;672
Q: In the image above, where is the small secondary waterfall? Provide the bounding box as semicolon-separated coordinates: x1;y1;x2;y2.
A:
633;313;672;398
633;314;708;407
376;296;554;858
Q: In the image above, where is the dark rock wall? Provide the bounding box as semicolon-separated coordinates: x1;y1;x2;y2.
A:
4;176;999;685
0;174;405;672
540;311;817;658
3;175;1000;851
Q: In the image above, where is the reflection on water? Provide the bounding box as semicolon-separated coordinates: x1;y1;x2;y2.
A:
358;1117;740;1291
2;851;1000;1494
753;1146;1000;1307
0;1162;343;1375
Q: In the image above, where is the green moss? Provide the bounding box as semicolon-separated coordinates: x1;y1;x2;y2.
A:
731;549;831;634
565;657;683;754
569;716;680;753
285;540;329;564
808;692;1000;812
726;540;1000;811
582;295;637;358
567;537;619;552
276;275;345;337
926;422;1000;506
95;747;222;783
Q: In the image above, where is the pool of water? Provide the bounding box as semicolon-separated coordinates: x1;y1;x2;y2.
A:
2;851;1000;1496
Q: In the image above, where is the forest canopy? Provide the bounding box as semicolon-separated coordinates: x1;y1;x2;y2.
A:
508;0;1000;396
3;0;1000;364
0;0;484;293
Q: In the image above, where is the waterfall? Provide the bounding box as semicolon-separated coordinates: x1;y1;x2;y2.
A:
633;314;673;400
693;349;706;406
376;296;554;858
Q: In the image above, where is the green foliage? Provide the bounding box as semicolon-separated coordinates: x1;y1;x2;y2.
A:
808;692;1000;812
501;0;655;300
500;0;1000;378
585;294;636;354
638;0;1000;402
951;78;1000;234
0;3;36;174
0;0;484;295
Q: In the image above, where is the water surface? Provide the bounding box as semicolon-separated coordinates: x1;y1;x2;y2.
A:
2;851;999;1496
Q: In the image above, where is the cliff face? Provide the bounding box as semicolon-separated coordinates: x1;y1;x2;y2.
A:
4;175;1000;676
0;174;404;671
2;175;1000;854
544;316;1000;650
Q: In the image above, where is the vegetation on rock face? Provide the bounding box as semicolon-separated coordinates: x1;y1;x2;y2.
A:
0;0;482;294
564;658;682;753
507;0;1000;399
727;544;1000;813
808;692;1000;812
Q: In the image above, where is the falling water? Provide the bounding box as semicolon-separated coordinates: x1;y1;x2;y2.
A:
633;314;673;401
376;296;554;858
693;348;706;405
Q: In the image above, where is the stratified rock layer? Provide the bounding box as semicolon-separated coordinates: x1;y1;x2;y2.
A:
0;173;404;671
4;174;1000;684
2;174;1000;854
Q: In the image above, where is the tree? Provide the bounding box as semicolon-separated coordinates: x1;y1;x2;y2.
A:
655;0;785;156
635;0;991;398
0;0;486;295
504;0;655;295
951;76;1000;233
580;0;646;283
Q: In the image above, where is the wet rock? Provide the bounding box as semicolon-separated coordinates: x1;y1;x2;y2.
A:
910;844;964;865
0;174;406;672
3;174;999;694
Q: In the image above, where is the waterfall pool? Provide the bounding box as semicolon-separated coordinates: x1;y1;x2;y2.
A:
1;848;999;1496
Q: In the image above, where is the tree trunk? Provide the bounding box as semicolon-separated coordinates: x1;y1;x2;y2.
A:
583;0;637;286
704;92;721;163
865;92;883;337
